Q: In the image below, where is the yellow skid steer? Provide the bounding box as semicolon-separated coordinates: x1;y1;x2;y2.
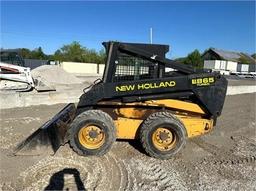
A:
14;41;227;159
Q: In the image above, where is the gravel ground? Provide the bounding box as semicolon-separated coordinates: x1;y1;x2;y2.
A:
0;93;255;190
226;76;255;86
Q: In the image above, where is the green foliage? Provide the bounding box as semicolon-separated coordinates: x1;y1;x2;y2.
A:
18;42;106;64
20;48;31;58
174;57;186;64
251;53;256;59
30;47;47;60
57;41;84;62
183;49;203;68
98;48;107;64
52;41;106;64
51;50;62;61
20;47;48;60
238;54;251;64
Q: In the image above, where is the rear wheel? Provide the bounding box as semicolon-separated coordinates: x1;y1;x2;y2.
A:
140;112;187;160
68;110;116;156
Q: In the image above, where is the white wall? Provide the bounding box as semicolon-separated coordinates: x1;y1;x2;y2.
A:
204;60;237;72
99;64;105;74
61;62;105;74
204;60;226;70
226;61;237;72
204;60;216;69
220;60;226;70
241;64;249;72
237;64;249;72
215;60;221;69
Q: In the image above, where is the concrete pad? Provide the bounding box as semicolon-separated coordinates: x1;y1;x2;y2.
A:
227;85;256;95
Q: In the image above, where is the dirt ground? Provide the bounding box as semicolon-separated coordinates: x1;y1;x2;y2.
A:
226;77;255;86
0;93;255;191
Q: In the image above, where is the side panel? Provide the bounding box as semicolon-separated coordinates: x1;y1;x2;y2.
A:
115;117;142;139
99;99;205;116
178;116;213;137
113;116;213;139
99;103;213;139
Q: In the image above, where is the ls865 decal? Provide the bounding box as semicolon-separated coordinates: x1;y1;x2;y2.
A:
191;77;215;86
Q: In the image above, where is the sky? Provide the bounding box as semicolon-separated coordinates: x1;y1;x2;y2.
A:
1;1;255;58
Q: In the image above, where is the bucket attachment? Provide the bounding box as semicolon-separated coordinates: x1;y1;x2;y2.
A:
33;77;56;92
13;103;76;156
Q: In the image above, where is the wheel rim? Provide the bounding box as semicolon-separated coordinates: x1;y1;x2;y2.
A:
152;127;177;151
78;125;105;149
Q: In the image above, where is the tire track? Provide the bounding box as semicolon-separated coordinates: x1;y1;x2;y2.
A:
94;153;124;191
190;137;256;188
0;182;16;191
17;152;128;191
19;156;95;190
165;158;201;190
192;137;256;166
230;135;256;157
123;154;188;191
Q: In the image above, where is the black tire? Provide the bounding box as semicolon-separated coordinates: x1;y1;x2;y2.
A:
140;111;187;160
68;110;116;156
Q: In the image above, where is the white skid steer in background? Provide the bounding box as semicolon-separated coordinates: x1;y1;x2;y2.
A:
0;62;55;92
0;49;56;92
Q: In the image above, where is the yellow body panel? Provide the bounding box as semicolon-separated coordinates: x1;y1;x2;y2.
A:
99;99;212;140
147;99;205;115
178;116;213;137
114;117;142;139
99;99;205;115
115;116;213;139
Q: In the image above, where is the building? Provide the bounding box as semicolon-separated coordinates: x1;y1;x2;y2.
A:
202;48;256;73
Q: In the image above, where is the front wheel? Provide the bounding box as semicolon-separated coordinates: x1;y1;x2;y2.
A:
140;112;187;160
68;110;116;156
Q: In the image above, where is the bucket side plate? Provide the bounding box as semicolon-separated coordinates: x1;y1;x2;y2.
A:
13;103;76;156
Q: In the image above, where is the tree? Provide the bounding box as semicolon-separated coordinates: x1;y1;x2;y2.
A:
53;41;86;62
15;42;107;63
98;48;106;64
52;49;63;61
83;49;99;63
238;55;251;64
251;53;256;59
175;57;186;64
20;47;48;60
184;49;203;68
53;41;106;64
20;48;31;59
30;47;47;60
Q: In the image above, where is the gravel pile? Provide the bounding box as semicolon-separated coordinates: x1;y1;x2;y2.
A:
31;65;82;85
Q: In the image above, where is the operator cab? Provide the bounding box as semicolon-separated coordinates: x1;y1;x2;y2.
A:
0;49;25;67
102;42;194;83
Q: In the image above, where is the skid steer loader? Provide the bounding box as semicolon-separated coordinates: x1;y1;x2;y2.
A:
14;41;227;159
0;50;55;92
